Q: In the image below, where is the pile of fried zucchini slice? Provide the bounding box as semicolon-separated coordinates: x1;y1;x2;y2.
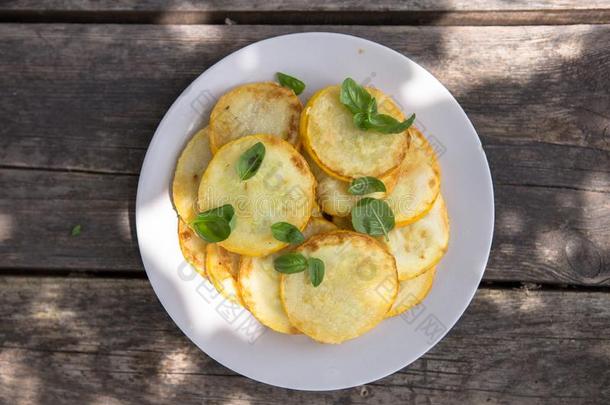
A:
172;80;449;344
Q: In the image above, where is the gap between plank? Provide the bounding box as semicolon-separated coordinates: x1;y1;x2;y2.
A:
0;164;139;177
0;9;609;26
1;268;609;292
0;268;147;279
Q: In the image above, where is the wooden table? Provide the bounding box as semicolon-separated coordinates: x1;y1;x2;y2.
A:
1;1;609;403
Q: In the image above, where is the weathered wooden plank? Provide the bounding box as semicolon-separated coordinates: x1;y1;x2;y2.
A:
5;1;610;12
490;185;609;285
0;276;608;403
1;1;610;25
0;24;608;175
1;167;608;285
0;169;142;271
0;24;608;284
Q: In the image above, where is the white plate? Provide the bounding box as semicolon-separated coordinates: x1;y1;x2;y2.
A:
136;32;494;391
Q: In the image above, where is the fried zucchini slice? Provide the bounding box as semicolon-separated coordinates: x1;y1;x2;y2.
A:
198;134;316;256
178;218;207;278
172;127;213;223
386;267;436;318
209;82;302;152
205;243;243;305
281;231;398;344
304;150;400;217
385;194;449;280
301;85;409;181
311;200;323;218
299;217;338;240
386;128;441;226
330;215;354;230
239;217;337;334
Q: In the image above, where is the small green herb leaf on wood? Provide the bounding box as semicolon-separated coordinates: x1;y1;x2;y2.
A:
348;177;387;195
271;222;305;245
307;257;325;287
237;142;265;181
70;224;82;236
273;252;308;274
351;197;395;240
191;204;235;243
277;72;306;95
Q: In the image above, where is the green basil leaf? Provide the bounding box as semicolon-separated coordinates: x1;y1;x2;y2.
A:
352;111;368;129
273;252;308;274
364;113;416;134
70;224;81;236
237;142;265;181
277;72;306;95
191;217;231;243
307;257;325;287
366;97;377;116
191;204;235;242
340;77;373;114
271;222;305;245
200;204;235;226
351;197;395;240
348;177;387;195
352;97;379;129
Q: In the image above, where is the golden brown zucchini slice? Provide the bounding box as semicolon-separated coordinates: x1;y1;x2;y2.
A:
304;150;399;217
281;231;398;344
205;243;243;305
198;134;316;256
385;128;441;226
178;218;207;278
172;127;213;223
238;217;337;334
385;194;449;280
209;82;302;152
386;267;436;318
301;85;409;181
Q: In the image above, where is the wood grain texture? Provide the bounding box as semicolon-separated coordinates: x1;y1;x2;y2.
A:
0;169;141;271
1;25;608;171
0;276;608;404
0;24;608;285
2;167;608;285
1;1;610;25
0;7;607;403
5;1;610;12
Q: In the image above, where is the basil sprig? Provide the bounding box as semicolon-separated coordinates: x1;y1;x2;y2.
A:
237;142;265;181
348;176;386;195
271;222;305;245
340;78;415;134
351;197;395;241
191;204;235;243
274;252;326;287
277;72;305;95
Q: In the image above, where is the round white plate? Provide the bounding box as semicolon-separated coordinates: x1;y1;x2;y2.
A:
136;32;494;391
